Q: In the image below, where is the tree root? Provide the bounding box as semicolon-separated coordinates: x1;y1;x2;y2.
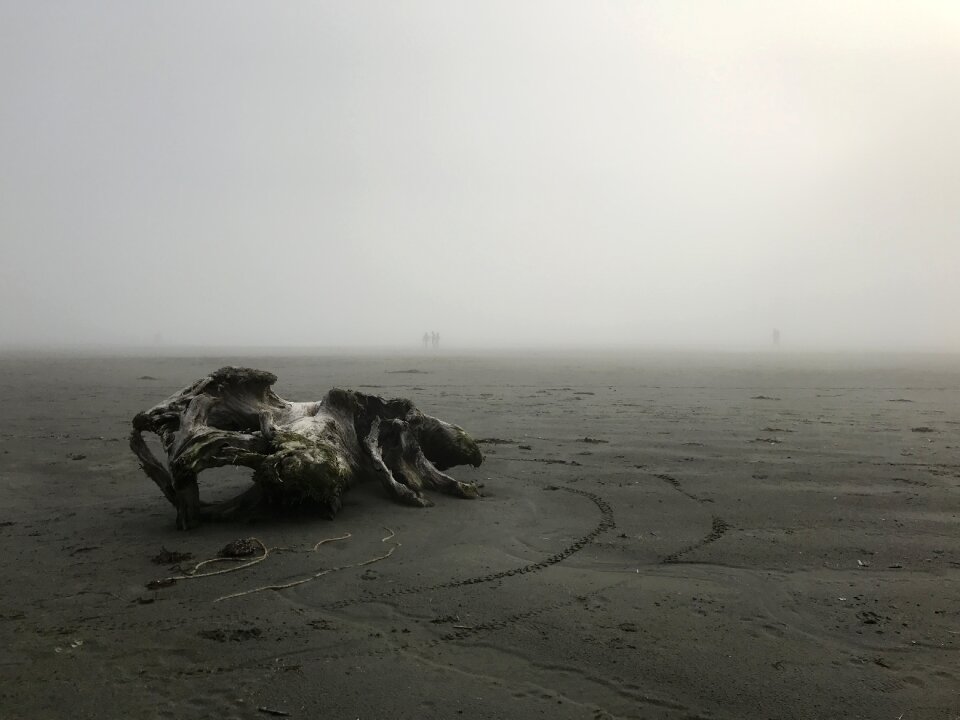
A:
130;367;483;529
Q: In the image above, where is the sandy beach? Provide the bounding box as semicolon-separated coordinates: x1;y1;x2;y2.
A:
0;351;957;719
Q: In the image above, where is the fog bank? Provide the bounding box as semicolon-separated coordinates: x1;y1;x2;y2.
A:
2;2;958;351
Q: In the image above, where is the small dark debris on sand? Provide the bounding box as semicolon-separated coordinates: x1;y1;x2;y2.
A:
889;398;914;403
71;546;99;555
257;708;291;718
573;391;595;395
69;454;87;461
580;437;609;444
137;375;158;380
891;476;927;487
146;578;177;590
856;610;888;625
911;426;936;433
198;627;262;642
218;538;259;558
518;444;532;450
761;427;793;433
477;438;515;445
431;614;460;624
385;369;429;374
520;457;581;466
151;547;194;565
751;395;781;401
750;437;783;444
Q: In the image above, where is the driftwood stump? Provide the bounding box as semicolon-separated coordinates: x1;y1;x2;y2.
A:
130;367;484;529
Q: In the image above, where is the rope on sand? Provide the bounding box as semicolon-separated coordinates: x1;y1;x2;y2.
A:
149;533;354;588
314;533;352;551
154;538;271;584
213;527;399;603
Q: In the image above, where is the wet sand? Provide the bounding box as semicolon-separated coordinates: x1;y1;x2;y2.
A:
0;351;957;719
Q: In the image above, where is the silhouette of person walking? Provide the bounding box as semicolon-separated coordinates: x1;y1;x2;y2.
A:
422;332;429;350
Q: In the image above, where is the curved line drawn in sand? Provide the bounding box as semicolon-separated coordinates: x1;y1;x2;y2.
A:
432;591;607;644
287;587;613;662
653;473;713;503
289;487;624;671
660;516;729;564
193;479;721;717
322;485;615;610
146;487;615;605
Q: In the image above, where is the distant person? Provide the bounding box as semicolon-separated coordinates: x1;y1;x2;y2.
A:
431;331;438;350
773;328;781;347
422;332;429;349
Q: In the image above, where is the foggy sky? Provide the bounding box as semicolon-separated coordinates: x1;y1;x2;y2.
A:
2;1;958;351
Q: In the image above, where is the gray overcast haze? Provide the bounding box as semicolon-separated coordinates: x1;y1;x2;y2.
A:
1;1;958;351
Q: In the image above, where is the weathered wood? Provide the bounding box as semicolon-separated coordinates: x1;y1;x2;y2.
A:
130;367;483;529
